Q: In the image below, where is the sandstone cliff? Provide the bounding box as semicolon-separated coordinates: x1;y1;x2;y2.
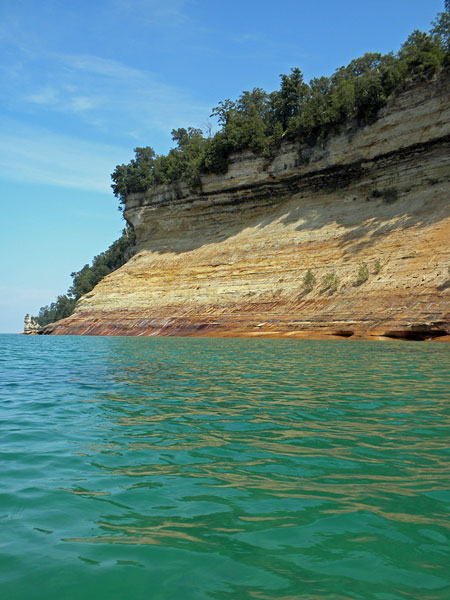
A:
43;74;450;340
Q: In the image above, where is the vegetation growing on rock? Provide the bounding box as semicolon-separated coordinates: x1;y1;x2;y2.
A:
322;272;339;292
373;260;382;275
356;263;370;286
303;269;316;292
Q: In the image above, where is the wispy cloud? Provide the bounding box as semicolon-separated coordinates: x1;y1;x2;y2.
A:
62;54;147;80
233;32;273;44
112;0;193;27
0;29;215;191
26;87;60;106
2;47;210;141
0;118;128;193
68;96;99;112
0;0;212;154
26;85;99;112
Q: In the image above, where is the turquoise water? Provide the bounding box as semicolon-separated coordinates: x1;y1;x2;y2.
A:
0;335;449;600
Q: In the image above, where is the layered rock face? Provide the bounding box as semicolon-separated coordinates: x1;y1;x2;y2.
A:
44;74;450;339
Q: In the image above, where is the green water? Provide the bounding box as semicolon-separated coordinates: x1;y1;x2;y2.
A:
0;335;449;599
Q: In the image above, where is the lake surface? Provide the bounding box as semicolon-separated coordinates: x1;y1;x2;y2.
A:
0;335;449;599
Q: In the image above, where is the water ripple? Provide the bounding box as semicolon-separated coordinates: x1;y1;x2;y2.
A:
0;335;449;599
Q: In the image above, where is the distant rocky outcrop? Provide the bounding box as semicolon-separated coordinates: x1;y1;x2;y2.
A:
42;73;450;340
23;314;40;335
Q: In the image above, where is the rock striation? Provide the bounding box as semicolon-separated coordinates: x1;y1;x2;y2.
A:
43;74;450;340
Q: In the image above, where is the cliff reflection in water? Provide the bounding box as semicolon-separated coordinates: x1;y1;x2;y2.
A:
63;339;449;584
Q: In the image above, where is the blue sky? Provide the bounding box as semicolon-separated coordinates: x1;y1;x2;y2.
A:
0;0;444;332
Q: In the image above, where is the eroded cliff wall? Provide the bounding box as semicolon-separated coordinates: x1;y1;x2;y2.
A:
44;74;450;339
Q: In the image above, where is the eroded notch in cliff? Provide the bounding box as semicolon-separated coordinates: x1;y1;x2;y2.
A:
383;327;449;341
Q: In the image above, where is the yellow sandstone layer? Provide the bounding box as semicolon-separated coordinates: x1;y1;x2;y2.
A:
44;75;450;340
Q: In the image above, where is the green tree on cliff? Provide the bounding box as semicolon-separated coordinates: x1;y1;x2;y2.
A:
399;30;445;79
270;68;309;131
111;146;156;207
432;0;450;61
